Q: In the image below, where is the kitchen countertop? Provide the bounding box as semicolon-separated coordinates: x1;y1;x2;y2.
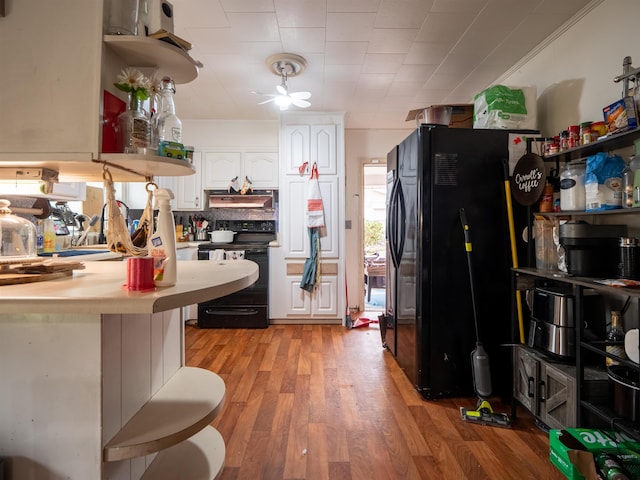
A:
0;259;258;315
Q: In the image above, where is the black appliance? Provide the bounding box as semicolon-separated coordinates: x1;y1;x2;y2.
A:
385;125;527;399
197;219;276;328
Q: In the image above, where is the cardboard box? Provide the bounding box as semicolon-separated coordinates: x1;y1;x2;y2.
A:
550;429;640;479
406;104;473;128
603;96;638;135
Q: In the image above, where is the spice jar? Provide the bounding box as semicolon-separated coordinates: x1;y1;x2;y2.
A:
580;121;592;145
560;130;570;151
591;121;606;141
539;182;554;212
568;125;580;148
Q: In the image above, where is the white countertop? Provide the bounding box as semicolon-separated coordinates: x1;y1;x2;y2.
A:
0;259;258;315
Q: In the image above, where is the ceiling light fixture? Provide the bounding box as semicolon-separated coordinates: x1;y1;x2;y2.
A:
254;53;311;110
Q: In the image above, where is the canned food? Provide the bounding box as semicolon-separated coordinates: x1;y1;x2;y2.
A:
580;121;592;145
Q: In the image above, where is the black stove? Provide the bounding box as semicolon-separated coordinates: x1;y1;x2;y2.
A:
197;220;276;251
197;219;276;329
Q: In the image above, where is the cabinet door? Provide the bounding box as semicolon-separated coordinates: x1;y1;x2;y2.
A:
287;276;311;315
176;152;203;210
281;177;339;258
244;152;278;188
156;176;177;210
513;347;539;416
311;276;338;317
311;124;337;175
203;152;242;189
539;362;576;429
282;125;310;175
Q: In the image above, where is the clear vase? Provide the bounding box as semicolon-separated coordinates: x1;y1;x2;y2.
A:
117;93;150;154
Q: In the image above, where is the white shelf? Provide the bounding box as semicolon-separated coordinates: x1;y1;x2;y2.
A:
103;367;225;462
99;153;196;179
104;35;200;84
141;426;225;480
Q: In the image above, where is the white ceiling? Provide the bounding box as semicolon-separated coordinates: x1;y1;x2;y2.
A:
170;0;596;129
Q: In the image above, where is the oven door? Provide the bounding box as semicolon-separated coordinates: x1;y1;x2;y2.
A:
197;247;269;328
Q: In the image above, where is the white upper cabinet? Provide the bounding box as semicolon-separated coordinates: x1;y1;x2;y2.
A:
203;150;278;189
0;0;198;182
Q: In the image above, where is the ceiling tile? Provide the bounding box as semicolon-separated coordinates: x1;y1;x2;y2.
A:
404;42;451;65
280;28;326;53
325;42;368;65
366;28;418;54
327;0;380;13
326;13;376;41
226;12;281;42
395;64;437;82
275;0;327;27
219;0;275;12
362;54;406;74
171;0;228;28
416;12;477;43
374;0;432;28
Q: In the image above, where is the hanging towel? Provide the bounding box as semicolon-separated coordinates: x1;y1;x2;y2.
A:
307;163;325;228
300;227;320;292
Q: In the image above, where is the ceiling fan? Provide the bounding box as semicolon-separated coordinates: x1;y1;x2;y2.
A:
254;53;311;110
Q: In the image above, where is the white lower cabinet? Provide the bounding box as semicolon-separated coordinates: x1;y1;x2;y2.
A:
286;275;338;317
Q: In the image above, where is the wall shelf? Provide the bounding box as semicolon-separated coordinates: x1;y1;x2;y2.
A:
104;35;200;84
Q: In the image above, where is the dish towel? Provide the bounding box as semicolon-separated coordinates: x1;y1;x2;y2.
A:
300;163;323;292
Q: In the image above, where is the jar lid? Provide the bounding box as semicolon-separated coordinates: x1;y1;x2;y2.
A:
568;125;579;132
580;121;592;128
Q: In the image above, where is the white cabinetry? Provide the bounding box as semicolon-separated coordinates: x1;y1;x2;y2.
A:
203;150;278;189
154;153;203;211
270;113;345;323
0;0;197;182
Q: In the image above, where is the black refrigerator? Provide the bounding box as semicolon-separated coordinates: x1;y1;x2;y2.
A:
385;125;526;400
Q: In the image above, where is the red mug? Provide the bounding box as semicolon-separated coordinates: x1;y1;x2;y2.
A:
126;257;155;291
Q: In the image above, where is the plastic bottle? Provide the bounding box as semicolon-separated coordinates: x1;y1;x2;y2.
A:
560;162;586;211
43;217;56;253
622;157;635;208
606;311;627;367
148;188;177;287
156;77;182;144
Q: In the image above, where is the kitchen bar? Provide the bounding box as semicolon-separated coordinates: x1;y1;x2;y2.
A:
0;260;257;479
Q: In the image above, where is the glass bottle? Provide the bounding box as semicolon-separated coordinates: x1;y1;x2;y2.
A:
117;92;150;153
606;311;627;366
622;157;634;208
156;77;182;144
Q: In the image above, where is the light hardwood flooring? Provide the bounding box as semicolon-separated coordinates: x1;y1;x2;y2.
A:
185;323;563;480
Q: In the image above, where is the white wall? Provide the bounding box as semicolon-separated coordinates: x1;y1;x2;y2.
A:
499;0;640;137
181;119;278;150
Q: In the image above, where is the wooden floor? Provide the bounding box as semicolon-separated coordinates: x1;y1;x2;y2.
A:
185;323;564;480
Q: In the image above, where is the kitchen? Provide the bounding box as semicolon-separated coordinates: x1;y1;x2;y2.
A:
1;0;640;479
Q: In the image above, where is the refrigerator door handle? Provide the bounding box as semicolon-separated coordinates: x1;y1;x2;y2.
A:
388;177;404;268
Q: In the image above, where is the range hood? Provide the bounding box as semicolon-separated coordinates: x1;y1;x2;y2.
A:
208;190;274;208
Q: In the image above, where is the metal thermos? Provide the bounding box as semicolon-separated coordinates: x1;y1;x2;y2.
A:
617;237;639;279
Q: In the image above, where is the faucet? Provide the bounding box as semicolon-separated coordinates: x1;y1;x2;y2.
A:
98;200;130;244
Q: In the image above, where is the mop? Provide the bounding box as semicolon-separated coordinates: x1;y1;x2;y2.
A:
458;208;512;428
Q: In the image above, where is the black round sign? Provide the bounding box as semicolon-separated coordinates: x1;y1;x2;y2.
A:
511;153;546;206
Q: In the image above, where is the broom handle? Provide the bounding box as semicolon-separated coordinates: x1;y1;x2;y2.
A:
503;160;525;344
459;208;481;344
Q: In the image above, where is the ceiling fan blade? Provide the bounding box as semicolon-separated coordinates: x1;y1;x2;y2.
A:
291;98;311;108
258;98;276;105
290;91;311;100
276;84;287;96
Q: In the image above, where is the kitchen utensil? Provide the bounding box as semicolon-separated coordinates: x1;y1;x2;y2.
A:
209;230;236;243
625;329;639;363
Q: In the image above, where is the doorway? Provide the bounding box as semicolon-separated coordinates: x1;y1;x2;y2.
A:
363;163;386;313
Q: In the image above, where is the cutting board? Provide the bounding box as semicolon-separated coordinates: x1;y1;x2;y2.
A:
0;261;84;285
0;270;73;285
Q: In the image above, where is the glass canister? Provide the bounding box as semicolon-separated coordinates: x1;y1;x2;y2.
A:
534;216;559;271
618;237;640;279
0;200;37;259
560;162;586;211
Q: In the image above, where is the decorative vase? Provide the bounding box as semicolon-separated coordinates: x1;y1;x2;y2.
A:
117;93;150;154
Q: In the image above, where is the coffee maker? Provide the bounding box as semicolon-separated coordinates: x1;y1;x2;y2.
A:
528;285;604;359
